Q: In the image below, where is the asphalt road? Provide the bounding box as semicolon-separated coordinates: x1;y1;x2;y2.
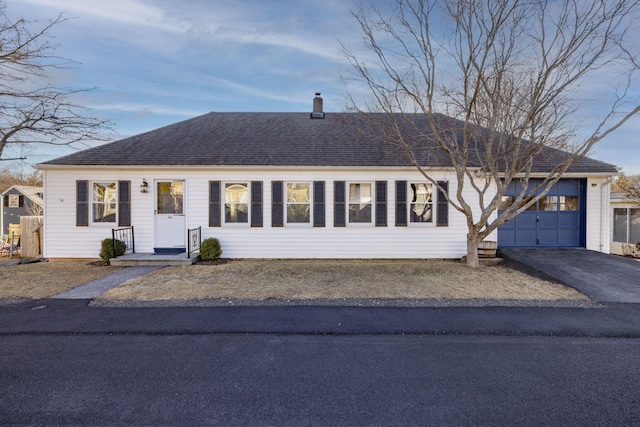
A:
2;333;640;426
4;299;640;337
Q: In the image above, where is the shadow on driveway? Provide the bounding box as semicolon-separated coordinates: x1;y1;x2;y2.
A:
500;249;640;303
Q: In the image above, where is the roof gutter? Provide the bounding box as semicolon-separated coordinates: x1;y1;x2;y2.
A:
36;164;451;173
36;163;618;176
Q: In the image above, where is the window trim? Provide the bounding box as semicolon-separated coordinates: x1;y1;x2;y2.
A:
347;181;374;226
223;181;251;226
8;194;20;208
285;181;312;225
613;207;640;244
91;181;118;225
408;182;435;226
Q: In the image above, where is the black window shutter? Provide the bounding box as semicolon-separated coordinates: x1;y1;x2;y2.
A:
395;181;407;226
313;181;325;227
3;195;8;208
118;181;131;226
437;181;449;227
334;181;346;227
209;181;221;227
18;195;24;208
272;181;283;227
375;181;387;227
251;181;263;227
76;180;89;227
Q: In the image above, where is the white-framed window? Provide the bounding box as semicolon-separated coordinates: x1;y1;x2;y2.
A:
92;181;117;223
540;195;579;211
224;182;249;224
8;194;20;208
613;207;640;243
348;182;372;224
409;183;433;223
286;182;311;224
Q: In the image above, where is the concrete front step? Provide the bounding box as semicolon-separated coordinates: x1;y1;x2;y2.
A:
111;252;199;267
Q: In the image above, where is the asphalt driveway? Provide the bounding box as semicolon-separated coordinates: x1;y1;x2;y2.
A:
501;249;640;303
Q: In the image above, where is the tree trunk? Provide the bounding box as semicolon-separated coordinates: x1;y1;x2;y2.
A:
466;234;480;268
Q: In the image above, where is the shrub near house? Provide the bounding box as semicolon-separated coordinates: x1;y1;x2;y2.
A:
100;238;126;264
200;238;222;261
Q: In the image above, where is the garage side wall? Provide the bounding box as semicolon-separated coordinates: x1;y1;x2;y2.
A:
586;177;611;253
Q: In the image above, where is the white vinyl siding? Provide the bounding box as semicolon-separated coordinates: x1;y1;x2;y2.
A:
586;177;609;253
40;167;608;259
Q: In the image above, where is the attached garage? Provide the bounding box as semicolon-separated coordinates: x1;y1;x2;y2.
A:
498;179;587;248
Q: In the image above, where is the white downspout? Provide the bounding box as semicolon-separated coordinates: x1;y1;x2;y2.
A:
600;177;615;253
0;192;3;239
41;170;47;258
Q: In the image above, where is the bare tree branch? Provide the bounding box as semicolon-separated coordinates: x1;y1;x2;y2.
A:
612;173;640;203
0;1;111;162
342;0;640;267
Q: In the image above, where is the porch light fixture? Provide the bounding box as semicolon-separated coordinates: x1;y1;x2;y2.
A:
140;179;149;193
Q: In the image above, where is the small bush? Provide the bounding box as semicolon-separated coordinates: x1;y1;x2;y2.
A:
200;238;222;260
99;238;127;264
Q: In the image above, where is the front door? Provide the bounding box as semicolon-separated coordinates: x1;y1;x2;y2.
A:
154;180;186;250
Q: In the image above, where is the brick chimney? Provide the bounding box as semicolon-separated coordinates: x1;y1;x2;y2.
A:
310;92;325;119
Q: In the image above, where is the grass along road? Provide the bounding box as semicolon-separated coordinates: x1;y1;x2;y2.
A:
0;261;121;299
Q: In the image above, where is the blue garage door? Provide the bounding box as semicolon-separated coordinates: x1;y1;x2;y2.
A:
498;179;586;248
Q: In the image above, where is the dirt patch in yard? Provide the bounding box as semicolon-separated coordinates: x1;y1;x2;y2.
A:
0;260;122;299
96;259;588;304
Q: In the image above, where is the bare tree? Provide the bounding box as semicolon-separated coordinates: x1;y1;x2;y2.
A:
342;0;640;267
0;165;41;193
612;173;640;203
0;1;110;163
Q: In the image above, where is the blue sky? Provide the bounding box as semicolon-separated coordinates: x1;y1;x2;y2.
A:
5;0;640;174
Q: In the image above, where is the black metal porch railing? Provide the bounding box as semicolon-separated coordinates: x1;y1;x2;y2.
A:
112;226;135;257
188;226;201;259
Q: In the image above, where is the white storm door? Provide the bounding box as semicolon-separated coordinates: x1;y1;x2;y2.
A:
154;180;186;248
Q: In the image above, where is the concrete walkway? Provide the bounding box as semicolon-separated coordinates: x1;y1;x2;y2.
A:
52;266;163;299
501;248;640;303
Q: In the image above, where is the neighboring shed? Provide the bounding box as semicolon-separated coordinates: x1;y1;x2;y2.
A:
1;185;43;238
610;191;640;257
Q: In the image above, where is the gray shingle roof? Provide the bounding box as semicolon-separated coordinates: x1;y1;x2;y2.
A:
41;112;618;174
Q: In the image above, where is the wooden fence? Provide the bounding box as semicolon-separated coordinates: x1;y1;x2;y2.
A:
20;216;43;258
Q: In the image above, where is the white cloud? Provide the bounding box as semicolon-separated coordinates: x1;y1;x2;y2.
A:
208;77;309;105
204;26;342;62
14;0;344;61
14;0;186;33
88;103;205;117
